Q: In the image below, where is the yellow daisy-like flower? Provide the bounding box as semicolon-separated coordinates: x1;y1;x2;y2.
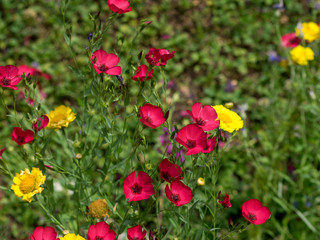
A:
290;45;314;66
60;233;86;240
11;168;46;203
212;105;243;133
47;105;76;130
296;22;320;42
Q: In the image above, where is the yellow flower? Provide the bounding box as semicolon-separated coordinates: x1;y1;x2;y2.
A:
212;105;243;133
60;233;85;240
290;45;314;65
197;177;205;186
47;105;76;130
296;22;320;42
11;168;46;202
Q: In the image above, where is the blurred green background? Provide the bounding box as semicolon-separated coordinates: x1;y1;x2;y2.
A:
1;0;320;239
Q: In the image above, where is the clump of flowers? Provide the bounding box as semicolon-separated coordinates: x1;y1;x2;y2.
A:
11;168;46;202
46;105;76;130
212;105;243;133
145;48;175;66
290;45;314;65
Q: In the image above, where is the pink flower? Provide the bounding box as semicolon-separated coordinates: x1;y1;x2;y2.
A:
281;33;301;48
187;103;220;131
145;48;175;66
33;115;49;131
12;127;35;145
132;65;154;82
91;50;121;75
18;65;51;80
139;104;165;128
218;193;232;208
0;65;22;90
158;158;183;182
88;221;116;240
165;180;192;207
123;171;155;202
0;147;6;160
175;124;208;155
127;225;147;240
30;226;59;240
107;0;132;14
242;199;271;225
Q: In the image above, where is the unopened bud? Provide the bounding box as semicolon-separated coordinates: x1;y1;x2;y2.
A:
197;177;205;186
224;102;233;109
75;153;82;159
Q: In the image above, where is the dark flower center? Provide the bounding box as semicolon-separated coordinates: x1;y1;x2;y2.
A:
2;78;10;86
95;237;103;240
171;194;180;202
162;172;170;181
145;117;152;123
131;183;142;194
97;64;107;71
17;137;25;143
196;118;206;126
186;140;195;148
247;212;256;221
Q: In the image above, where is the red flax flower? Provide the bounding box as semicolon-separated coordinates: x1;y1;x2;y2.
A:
123;171;155;202
218;193;232;208
132;65;154;82
0;147;5;160
127;225;147;240
139;104;165;128
165;180;192;207
0;65;22;90
145;48;175;66
158;158;183;182
91;50;121;75
12;127;34;145
88;221;116;240
281;33;301;48
18;65;52;80
33;115;49;131
107;0;132;14
187;102;220;131
30;226;59;240
242;199;271;225
175;124;208;155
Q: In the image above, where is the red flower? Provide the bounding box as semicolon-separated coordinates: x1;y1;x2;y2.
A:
123;171;155;202
127;225;147;240
218;193;232;208
107;0;132;14
132;65;154;82
88;221;116;240
281;33;301;48
242;199;271;225
91;50;121;75
201;137;216;153
158;158;183;182
165;180;192;207
33;115;49;131
18;65;51;80
145;48;175;66
0;65;22;90
0;147;6;160
175;124;208;155
30;226;59;240
187;102;220;131
139;104;165;128
12;127;35;145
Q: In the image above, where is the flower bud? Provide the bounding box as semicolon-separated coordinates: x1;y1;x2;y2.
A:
197;177;205;186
